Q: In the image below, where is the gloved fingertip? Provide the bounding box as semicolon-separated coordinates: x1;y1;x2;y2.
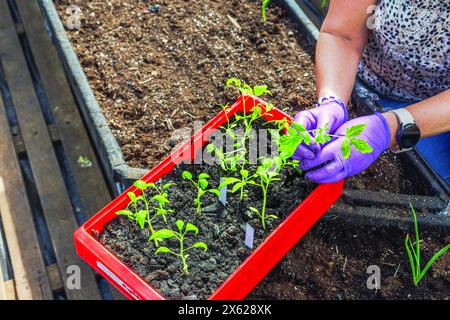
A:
309;142;320;153
299;160;311;171
301;151;315;160
304;172;319;183
295;145;315;160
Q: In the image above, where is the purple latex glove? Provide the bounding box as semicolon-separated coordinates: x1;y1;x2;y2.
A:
292;96;348;160
300;113;390;183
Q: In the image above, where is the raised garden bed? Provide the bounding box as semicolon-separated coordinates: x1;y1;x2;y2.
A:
48;0;435;197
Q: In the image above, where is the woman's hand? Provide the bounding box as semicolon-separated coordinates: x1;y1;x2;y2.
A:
299;113;390;183
292;97;348;160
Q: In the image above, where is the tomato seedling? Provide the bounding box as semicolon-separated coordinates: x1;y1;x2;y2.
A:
116;180;174;246
147;182;174;222
207;78;273;193
219;168;253;201
182;171;220;214
149;220;208;275
247;157;283;230
271;117;373;160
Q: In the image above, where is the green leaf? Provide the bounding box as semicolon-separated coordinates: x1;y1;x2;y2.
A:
185;223;199;235
150;229;177;240
341;139;351;159
133;180;148;190
154;246;172;254
226;78;241;88
152;194;170;205
266;214;278;220
346;124;366;138
249;206;260;216
116;210;133;217
240;169;249;179
261;158;272;169
192;242;208;252
405;235;417;284
242;84;253;95
291;121;306;133
419;243;450;282
127;192;137;203
162;182;175;190
136;210;147;229
314;133;325;144
253;85;268;97
175;220;185;233
198;179;208;189
146;182;156;189
219;177;240;189
208;189;220;197
182;171;192;180
349;138;373;154
232;182;245;193
198;173;210;180
261;0;270;22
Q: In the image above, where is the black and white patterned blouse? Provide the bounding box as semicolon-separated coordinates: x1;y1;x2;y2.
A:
357;0;449;102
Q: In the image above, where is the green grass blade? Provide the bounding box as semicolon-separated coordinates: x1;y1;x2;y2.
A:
410;203;421;266
261;0;270;22
405;235;418;285
418;243;450;284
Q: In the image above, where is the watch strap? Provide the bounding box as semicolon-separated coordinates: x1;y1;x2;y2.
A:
391;108;415;126
389;108;416;153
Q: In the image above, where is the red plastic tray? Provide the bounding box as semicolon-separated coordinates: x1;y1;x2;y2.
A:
74;94;344;300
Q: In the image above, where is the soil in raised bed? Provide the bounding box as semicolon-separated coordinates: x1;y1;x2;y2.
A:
249;220;450;300
55;0;428;196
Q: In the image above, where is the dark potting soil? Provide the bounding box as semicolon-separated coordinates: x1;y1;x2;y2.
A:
249;220;450;300
99;162;315;299
55;0;429;196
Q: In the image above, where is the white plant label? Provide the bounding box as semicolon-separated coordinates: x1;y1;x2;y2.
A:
219;178;227;206
96;261;142;300
245;223;254;249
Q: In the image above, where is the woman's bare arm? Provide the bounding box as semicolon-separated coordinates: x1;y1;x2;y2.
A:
383;89;450;147
316;0;377;104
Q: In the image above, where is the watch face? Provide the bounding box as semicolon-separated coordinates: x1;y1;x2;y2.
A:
399;124;421;149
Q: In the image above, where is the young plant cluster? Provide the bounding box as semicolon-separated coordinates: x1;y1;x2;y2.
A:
204;78;372;230
405;204;450;286
116;180;207;275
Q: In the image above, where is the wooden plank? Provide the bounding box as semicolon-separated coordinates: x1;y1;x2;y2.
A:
0;84;53;299
12;124;61;155
16;0;112;219
0;0;101;300
0;252;16;300
46;263;63;292
16;1;125;300
0;280;16;300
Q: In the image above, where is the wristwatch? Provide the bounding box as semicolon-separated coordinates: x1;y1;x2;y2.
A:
389;108;421;153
